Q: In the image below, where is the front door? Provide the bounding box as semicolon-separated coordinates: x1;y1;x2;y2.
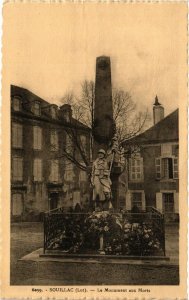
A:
49;192;59;210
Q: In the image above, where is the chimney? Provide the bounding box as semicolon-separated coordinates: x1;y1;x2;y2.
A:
60;104;72;122
153;96;164;125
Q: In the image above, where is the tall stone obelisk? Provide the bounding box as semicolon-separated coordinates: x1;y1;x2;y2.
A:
93;56;115;156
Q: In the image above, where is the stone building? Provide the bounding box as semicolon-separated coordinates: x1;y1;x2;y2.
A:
11;85;91;221
123;97;179;221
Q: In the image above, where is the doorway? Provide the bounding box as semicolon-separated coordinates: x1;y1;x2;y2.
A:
49;192;59;210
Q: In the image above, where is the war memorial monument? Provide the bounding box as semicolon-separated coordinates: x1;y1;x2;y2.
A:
42;56;166;258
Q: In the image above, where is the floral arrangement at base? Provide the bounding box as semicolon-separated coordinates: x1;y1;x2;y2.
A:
48;211;163;256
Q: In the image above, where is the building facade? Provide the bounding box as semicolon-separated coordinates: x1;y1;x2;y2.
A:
123;98;179;221
11;85;91;221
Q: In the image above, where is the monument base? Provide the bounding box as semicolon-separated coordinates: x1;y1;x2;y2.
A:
39;250;170;261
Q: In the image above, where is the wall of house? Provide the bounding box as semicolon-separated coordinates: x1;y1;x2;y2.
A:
11;101;91;221
126;143;179;221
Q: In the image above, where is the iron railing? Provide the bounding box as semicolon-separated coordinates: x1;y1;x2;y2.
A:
43;206;166;256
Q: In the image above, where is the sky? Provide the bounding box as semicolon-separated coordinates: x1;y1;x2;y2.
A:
4;3;187;119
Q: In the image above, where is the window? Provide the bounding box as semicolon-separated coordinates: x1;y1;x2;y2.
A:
64;162;74;181
12;123;23;148
32;102;41;116
12;193;23;216
155;157;178;179
49;160;59;182
129;156;143;181
131;192;142;210
33;126;42;150
50;130;58;151
50;106;57;119
12;157;23;181
12;97;21;111
33;159;42;181
162;158;173;179
163;193;174;212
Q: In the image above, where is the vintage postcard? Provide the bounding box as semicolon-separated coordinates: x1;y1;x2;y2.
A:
1;1;188;299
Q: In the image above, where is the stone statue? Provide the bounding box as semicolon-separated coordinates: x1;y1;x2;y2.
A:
91;149;112;210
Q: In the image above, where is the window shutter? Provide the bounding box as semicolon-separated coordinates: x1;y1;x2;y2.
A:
50;160;59;182
33;127;37;149
156;192;163;212
34;159;42;181
34;159;37;181
38;128;42;149
13;158;23;181
155;158;161;179
18;125;23;147
12;123;23;148
173;157;178;179
174;193;179;213
18;159;23;180
140;157;144;180
12;124;16;147
33;127;42;150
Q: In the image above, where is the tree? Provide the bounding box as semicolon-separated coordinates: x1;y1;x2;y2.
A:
59;80;151;170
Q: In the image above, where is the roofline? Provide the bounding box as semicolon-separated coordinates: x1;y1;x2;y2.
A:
122;108;178;145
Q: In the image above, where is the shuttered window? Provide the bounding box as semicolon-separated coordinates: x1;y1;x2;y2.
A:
49;160;59;182
12;123;23;148
33;159;42;181
50;130;58;151
12;193;23;216
33;126;42;150
155;157;179;180
12;157;23;181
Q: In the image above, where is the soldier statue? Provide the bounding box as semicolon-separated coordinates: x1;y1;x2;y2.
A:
91;149;112;210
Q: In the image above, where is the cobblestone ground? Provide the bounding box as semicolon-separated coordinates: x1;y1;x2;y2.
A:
10;222;179;285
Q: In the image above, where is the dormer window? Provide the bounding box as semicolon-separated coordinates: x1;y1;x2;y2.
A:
12;97;22;111
50;106;57;119
32;101;41;116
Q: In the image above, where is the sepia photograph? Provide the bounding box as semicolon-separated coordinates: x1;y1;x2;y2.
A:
1;2;188;299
